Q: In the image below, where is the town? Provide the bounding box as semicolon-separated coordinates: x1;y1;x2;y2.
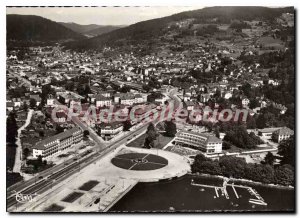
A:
6;6;295;213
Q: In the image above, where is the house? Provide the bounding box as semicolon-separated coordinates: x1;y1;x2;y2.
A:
242;98;250;107
183;94;191;102
174;130;222;154
200;93;211;103
268;79;280;86
96;122;123;141
58;91;84;107
185;101;196;111
114;93;136;106
258;127;281;139
13;98;22;108
272;127;294;143
46;94;55;106
134;94;146;104
6;102;14;111
95;94;112;108
98;91;111;98
223;92;232;99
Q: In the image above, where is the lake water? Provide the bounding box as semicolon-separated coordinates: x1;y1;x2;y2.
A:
109;175;294;212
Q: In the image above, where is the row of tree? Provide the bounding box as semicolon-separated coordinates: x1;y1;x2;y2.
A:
223;125;263;149
191;138;294;186
192;154;294;186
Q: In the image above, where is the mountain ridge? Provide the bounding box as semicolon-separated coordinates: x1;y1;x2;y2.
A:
64;6;294;51
7;14;85;41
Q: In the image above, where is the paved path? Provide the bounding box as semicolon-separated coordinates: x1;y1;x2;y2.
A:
13;109;34;173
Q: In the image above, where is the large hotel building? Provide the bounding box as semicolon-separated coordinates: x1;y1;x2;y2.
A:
32;127;83;158
174;130;222;154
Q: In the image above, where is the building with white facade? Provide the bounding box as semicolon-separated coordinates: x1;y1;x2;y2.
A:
95;94;112;107
32;127;83;158
272;127;294;142
174;130;222;154
96;122;123;141
242;98;250;107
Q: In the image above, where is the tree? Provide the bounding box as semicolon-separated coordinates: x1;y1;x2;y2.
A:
214;127;220;138
55;125;64;134
263;152;275;165
191;153;208;173
222;141;232;150
144;123;158;148
278;138;294;166
164;121;177;137
274;164;294;186
271;132;278;142
146;123;157;141
23;148;30;160
6;112;18;145
119;86;131;93
142;84;151;92
249;98;260;109
83;130;89;138
245;164;274;184
65;81;75;91
194;160;222;175
23;102;28;112
246;116;257;129
39;130;45;137
219;156;247;178
256;114;267;129
143;137;153;149
123;120;132;131
223;125;263;149
29;98;37;109
37;155;43;163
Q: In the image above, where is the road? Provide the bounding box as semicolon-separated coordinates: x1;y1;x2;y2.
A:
7;122;150;211
7;79;182;211
7;107;174;210
13;109;34;173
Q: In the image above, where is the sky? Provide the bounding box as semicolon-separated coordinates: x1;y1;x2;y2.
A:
6;6;204;26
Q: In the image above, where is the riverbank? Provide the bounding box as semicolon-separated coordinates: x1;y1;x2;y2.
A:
189;173;294;190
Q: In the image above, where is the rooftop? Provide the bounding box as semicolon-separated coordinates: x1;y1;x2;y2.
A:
33;127;82;150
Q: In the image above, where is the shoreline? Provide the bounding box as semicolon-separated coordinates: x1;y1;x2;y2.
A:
188;173;294;190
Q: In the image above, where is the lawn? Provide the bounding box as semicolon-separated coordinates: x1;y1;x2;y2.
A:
126;134;146;148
